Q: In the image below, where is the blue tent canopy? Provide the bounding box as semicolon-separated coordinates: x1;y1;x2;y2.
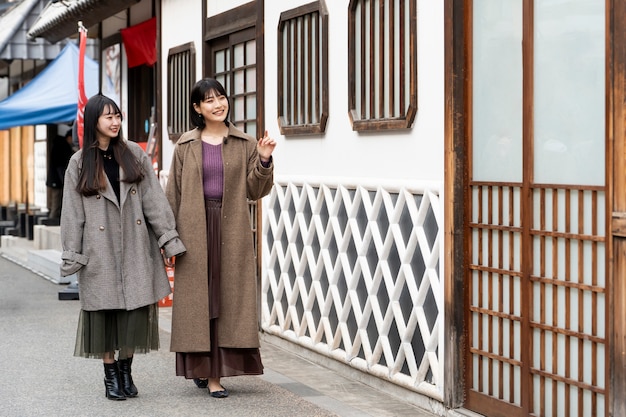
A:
0;42;98;130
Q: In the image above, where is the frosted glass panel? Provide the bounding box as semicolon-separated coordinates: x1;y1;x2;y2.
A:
534;0;605;185
214;50;225;73
472;0;523;182
246;40;256;65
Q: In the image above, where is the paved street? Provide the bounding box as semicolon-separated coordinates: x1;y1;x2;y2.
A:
0;255;439;417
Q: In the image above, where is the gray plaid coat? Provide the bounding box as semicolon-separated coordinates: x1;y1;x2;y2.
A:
60;141;186;311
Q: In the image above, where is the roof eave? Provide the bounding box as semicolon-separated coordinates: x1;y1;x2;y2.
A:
27;0;141;44
0;0;41;55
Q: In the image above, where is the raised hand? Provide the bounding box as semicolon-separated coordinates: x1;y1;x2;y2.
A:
257;130;276;162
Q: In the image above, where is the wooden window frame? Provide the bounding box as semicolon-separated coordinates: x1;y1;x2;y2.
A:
204;3;260;135
167;42;196;142
348;0;417;131
206;28;257;135
277;1;329;135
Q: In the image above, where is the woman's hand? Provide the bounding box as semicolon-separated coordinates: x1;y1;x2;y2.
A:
162;249;176;267
257;130;276;163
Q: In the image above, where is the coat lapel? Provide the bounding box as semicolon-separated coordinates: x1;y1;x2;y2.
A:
189;133;204;185
119;165;131;209
100;174;120;209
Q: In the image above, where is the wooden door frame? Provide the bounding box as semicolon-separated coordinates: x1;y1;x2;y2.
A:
443;0;467;408
609;1;626;416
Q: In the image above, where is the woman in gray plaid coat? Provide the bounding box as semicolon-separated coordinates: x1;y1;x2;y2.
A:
60;94;186;401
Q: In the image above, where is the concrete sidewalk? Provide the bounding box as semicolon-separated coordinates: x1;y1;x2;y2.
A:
0;254;448;417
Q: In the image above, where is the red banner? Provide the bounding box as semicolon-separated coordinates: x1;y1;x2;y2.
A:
76;24;88;148
120;17;156;68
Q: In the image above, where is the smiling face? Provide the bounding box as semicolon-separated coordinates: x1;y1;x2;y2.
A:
96;104;122;141
193;89;229;125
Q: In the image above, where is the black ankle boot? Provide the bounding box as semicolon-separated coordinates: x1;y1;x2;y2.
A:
118;358;138;397
103;362;126;400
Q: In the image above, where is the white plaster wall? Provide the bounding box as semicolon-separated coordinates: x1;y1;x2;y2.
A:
102;11;126;38
159;0;205;171
159;0;445;184
207;0;251;17
264;0;445;183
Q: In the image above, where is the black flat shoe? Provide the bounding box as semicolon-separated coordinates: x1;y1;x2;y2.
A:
193;378;208;388
209;388;229;398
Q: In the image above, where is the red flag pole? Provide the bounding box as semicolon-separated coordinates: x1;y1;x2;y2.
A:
76;21;88;148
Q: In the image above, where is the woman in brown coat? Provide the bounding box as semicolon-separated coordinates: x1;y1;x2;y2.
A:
166;78;275;398
61;94;186;401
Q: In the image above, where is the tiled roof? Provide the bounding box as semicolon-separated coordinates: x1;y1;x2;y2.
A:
0;0;41;55
27;0;140;43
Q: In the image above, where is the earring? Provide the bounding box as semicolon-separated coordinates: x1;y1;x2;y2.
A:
198;113;202;118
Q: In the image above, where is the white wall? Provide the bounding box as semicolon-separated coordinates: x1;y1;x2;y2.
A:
159;0;204;171
159;0;445;184
102;11;127;38
207;0;250;17
264;0;445;184
261;1;446;402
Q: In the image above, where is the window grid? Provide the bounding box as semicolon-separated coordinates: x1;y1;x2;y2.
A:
167;43;195;141
277;1;329;135
348;0;417;131
213;40;257;138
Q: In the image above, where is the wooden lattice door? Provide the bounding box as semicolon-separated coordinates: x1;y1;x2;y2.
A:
464;1;607;416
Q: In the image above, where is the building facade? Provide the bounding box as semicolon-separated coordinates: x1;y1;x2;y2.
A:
161;0;446;409
6;0;624;416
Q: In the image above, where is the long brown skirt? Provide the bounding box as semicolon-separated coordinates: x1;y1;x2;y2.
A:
176;199;263;379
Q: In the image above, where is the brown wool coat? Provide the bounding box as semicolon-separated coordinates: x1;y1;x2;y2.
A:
166;125;273;352
60;141;186;311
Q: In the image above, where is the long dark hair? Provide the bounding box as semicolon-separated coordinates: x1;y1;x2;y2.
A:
76;94;144;196
189;78;231;129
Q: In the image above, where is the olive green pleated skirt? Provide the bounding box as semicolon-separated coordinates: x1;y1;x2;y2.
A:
74;304;160;359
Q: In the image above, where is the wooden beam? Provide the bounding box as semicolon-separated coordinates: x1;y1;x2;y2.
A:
444;0;467;408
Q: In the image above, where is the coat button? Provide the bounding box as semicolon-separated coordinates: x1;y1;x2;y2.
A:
136;219;142;225
99;226;105;231
131;189;136;194
96;195;101;199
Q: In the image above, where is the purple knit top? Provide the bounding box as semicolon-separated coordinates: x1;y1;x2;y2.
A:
202;141;224;200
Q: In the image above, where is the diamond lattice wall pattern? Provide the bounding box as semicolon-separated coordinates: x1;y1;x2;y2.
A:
262;180;444;399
